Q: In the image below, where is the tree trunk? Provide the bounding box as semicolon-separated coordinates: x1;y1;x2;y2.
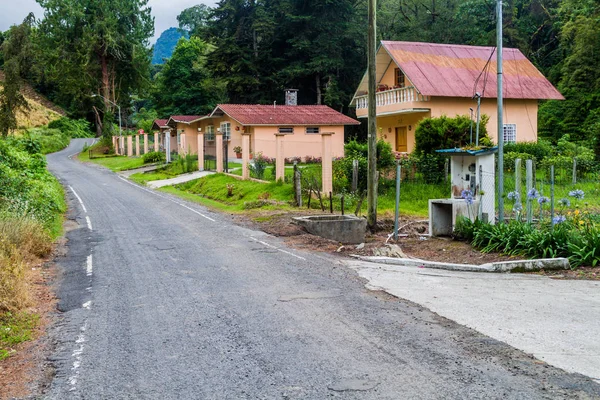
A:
316;74;322;105
92;106;103;137
101;54;110;113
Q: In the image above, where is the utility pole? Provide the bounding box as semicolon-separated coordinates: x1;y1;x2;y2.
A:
367;0;378;230
497;0;505;223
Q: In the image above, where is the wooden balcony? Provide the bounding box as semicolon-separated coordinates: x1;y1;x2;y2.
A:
355;86;430;110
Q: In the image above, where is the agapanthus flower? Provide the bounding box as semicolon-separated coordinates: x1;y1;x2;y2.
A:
552;215;566;224
507;191;520;201
513;203;523;212
568;189;585;200
538;196;549;205
461;189;474;205
527;188;539;200
558;198;571;207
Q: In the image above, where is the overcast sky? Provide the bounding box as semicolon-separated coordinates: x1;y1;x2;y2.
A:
0;0;214;44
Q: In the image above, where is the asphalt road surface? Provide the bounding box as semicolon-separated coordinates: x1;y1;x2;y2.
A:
44;140;600;399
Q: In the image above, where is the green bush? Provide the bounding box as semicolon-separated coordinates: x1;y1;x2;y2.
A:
47;117;94;138
504;140;553;161
415;114;491;154
142;151;165;164
249;152;269;180
504;152;536;171
333;139;396;193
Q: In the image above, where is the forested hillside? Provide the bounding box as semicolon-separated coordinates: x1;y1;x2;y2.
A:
0;0;598;153
152;27;189;64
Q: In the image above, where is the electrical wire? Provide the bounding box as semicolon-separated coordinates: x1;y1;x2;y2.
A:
473;47;497;98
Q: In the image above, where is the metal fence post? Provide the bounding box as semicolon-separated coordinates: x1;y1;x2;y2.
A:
526;159;533;224
550;165;555;227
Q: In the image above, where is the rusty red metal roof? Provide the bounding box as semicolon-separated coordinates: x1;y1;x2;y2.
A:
381;41;564;100
213;104;360;126
151;119;169;130
168;115;204;124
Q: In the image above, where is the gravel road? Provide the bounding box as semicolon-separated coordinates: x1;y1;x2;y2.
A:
43;139;600;399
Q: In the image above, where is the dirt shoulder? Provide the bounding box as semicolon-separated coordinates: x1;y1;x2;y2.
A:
234;210;599;280
0;242;62;399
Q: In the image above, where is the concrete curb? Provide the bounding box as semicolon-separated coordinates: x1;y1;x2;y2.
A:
349;255;570;273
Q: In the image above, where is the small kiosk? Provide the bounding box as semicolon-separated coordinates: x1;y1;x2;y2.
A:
429;147;497;237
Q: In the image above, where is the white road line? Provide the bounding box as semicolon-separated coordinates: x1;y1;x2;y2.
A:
118;176;216;222
85;216;93;230
68;322;88;392
69;186;88;213
86;255;93;276
250;237;306;261
82;301;92;309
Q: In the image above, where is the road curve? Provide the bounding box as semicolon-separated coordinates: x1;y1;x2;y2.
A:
43;139;600;399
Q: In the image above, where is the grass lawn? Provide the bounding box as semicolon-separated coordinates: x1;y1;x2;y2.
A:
168;174;295;213
79;150;145;171
159;171;446;218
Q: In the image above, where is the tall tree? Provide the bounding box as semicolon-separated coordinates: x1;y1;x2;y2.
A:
178;4;212;38
152;37;227;116
36;0;154;137
0;19;34;137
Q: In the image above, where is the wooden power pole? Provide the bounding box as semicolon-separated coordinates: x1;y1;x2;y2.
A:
367;0;378;230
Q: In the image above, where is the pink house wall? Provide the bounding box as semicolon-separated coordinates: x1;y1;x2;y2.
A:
190;117;345;160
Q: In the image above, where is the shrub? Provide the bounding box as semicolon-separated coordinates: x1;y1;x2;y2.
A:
504;152;536;171
142;151;166;164
504;140;553;161
249;152;269;179
415;114;491;154
47;117;94;138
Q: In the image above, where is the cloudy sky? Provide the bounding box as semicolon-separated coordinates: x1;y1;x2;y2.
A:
0;0;215;43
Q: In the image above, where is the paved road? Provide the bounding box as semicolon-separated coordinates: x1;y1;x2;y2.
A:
44;140;600;399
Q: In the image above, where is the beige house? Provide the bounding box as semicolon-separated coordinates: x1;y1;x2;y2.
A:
351;41;564;153
161;104;359;168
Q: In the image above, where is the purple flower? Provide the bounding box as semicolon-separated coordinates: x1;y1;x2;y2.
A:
558;198;571;207
461;189;474;205
552;215;566;224
569;189;585;200
538;196;549;205
513;203;523;212
527;188;539;200
507;191;519;201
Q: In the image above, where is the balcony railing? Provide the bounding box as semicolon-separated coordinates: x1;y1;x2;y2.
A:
355;86;430;109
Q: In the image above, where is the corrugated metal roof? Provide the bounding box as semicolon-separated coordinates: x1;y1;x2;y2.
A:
436;147;499;156
213;104;360;126
381;41;564;100
168;115;204;124
151;119;169;130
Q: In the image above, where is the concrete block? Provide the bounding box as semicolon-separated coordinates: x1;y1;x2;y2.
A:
293;215;367;244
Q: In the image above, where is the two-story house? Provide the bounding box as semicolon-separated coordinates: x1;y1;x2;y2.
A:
351;41;564;153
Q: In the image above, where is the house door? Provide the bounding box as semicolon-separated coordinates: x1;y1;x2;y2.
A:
395;127;408;152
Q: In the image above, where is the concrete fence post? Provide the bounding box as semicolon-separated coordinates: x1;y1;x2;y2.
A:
127;136;133;157
143;133;149;154
154;132;159;152
135;134;140;156
215;131;224;173
321;132;333;195
242;132;250;180
275;133;285;182
197;132;204;171
526;159;533;223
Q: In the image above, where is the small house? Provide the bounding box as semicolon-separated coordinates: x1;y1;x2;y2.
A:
351;41;564;154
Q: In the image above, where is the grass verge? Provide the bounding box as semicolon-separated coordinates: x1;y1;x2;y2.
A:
78;144;145;171
0;312;39;361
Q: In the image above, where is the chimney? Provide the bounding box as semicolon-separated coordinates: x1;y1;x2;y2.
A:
285;89;298;106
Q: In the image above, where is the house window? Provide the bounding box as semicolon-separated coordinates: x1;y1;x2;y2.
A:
221;122;231;140
503;124;517;143
395;68;406;88
306;127;320;134
278;127;294;134
206;125;215;141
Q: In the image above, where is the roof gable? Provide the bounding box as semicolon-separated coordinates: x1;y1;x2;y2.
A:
152;119;169;130
211;104;360;126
